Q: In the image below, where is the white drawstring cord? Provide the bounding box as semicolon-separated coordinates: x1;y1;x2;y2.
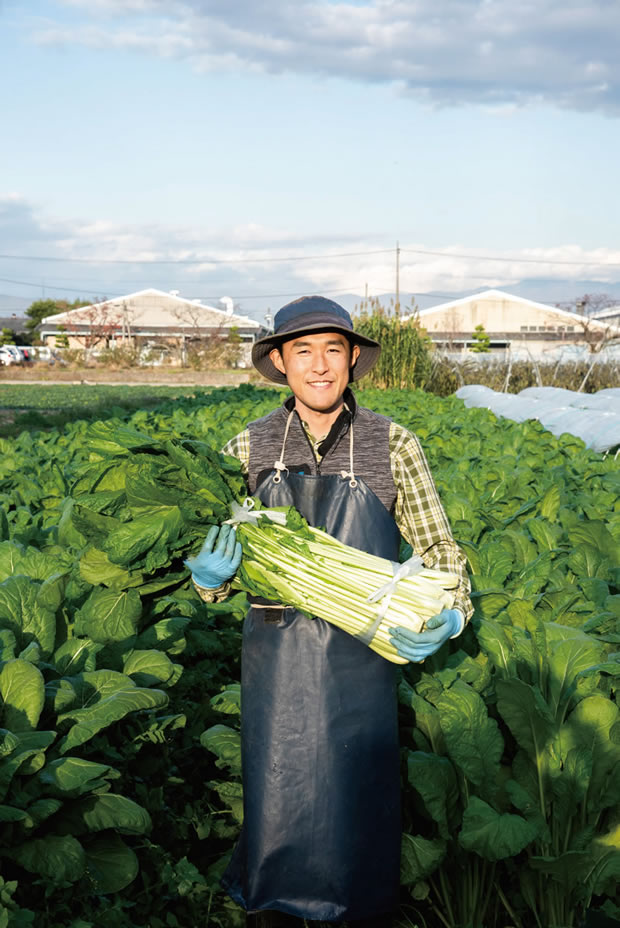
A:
272;410;294;483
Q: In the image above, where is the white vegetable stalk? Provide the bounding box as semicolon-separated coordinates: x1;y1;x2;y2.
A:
229;503;459;665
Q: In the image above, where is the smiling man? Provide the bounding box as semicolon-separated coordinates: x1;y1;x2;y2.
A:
187;295;473;928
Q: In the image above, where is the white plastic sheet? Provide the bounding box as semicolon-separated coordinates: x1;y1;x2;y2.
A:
456;385;620;452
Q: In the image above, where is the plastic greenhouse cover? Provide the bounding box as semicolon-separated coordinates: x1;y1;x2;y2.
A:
519;386;579;403
455;386;620;452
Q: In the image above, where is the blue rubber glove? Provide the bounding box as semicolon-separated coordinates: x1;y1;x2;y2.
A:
389;608;464;663
184;524;242;589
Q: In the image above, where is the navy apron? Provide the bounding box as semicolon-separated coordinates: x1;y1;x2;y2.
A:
222;422;402;922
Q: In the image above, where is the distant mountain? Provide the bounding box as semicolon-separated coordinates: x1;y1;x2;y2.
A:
338;279;620;315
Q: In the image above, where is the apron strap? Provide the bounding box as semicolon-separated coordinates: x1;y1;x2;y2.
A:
339;423;358;488
272;410;295;483
273;407;358;488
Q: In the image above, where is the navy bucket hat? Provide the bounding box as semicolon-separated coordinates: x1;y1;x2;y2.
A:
251;295;381;385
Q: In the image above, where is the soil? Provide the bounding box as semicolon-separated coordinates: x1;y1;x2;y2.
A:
0;365;267;387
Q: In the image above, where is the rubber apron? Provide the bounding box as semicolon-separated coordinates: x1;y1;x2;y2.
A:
222;414;402;922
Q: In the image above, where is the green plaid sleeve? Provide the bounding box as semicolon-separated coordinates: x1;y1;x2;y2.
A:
221;428;250;474
390;422;473;622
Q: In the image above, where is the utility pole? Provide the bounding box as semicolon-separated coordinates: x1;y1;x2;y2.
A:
395;241;400;316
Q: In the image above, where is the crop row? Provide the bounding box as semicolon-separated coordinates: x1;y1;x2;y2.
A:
0;383;618;928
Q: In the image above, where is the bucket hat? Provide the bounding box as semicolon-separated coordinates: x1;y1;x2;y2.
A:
251;295;381;385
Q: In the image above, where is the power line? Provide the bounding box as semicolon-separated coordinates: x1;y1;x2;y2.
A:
0;248;394;266
1;244;620;268
400;247;620;268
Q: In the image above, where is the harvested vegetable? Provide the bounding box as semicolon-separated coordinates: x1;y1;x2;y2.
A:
228;500;459;664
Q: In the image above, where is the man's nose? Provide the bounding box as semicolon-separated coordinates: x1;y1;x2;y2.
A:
311;352;329;372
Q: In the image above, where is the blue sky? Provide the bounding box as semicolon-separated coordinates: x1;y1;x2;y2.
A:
2;0;620;322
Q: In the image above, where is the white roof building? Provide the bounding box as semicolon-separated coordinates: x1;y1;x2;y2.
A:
40;288;261;349
403;289;620;360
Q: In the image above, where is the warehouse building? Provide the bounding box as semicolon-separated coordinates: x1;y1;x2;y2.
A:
40;288;262;357
405;289;620;359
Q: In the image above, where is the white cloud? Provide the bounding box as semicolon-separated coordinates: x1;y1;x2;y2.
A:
29;0;620;114
2;195;620;316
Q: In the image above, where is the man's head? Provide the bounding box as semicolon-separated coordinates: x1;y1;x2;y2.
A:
251;295;380;387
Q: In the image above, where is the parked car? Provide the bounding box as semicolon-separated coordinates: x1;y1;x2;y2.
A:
0;346;21;365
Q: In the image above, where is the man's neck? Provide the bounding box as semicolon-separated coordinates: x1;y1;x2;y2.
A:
294;399;345;439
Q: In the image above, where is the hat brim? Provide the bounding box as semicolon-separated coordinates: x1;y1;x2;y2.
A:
251;323;381;385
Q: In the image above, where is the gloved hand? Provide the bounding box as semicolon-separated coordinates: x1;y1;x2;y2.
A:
389;608;463;663
184;524;242;589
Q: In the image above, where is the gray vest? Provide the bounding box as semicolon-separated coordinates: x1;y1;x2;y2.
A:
247;393;397;514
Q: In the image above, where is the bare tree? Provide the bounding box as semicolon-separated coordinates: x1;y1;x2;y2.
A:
556;293;617;317
64;302;124;353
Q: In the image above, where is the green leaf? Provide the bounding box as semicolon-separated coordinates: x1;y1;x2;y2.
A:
550;747;592;819
459;796;538;860
37;757;119;797
407;752;458;838
471;589;511;618
560;695;620;813
208;780;244;824
24;798;63;828
53;638;102;676
529;851;590;888
0;804;30;823
0;660;45;731
0;628;16;662
476;619;515;676
201;724;241;775
496;678;555;761
84;833;139;893
74;588;142;644
0;576;56;658
0;729;19;758
210;684;241;716
6;834;85;882
79;547;141;589
0;731;56;801
57;681;168;752
135;616;191;654
539;484;561;521
568;521;619;561
400;833;446;885
436;680;503;792
122;649;179;687
57;793;151;836
568;545;609;580
0;542;25;582
546;632;603;715
398;684;445;754
102;513;174;567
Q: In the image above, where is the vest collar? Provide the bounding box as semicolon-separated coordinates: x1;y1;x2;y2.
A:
282;388;356;459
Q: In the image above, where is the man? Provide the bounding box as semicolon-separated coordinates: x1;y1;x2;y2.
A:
187;296;473;928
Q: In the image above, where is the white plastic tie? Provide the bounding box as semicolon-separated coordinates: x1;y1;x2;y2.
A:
366;554;425;604
225;498;288;526
355;555;425;646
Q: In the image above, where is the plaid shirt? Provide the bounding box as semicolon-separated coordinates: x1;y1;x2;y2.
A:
222;420;473;621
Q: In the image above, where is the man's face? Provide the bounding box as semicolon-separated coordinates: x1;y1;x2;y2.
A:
269;331;360;417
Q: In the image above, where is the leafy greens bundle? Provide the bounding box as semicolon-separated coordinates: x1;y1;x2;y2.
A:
228;500;459;663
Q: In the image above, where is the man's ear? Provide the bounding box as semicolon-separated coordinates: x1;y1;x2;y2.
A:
350;343;361;368
270;346;286;375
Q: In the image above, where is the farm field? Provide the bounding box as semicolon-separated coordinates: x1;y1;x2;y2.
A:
0;384;225;436
0;383;619;928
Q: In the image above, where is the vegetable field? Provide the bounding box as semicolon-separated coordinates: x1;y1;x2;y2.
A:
0;383;619;928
